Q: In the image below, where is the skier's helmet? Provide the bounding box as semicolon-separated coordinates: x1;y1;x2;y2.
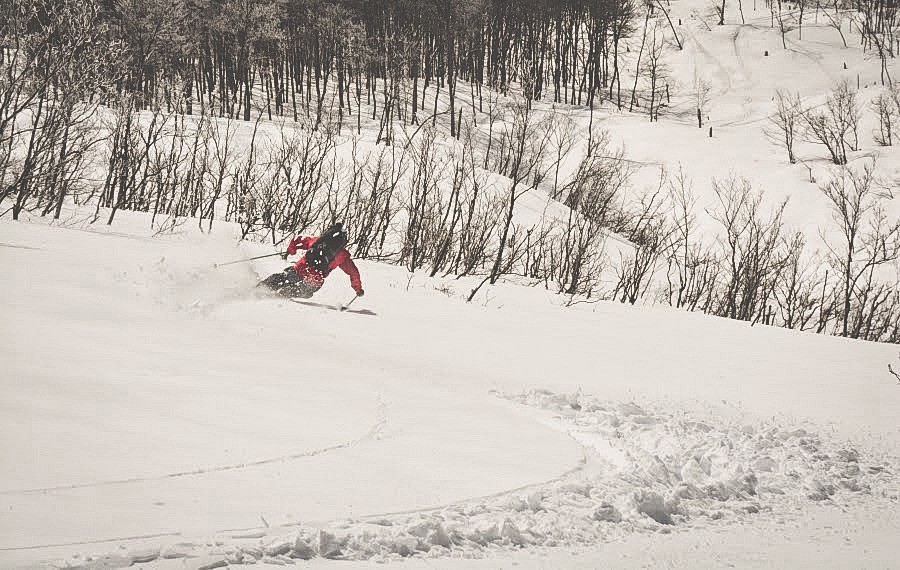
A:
305;222;348;274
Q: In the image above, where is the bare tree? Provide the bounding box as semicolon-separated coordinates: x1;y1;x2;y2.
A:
819;160;900;338
475;95;554;296
402;124;447;271
714;0;727;25
547;110;578;199
653;0;683;49
708;175;791;322
642;21;670;122
772;233;826;330
613;171;675;304
796;0;808;39
554;129;634;297
765;89;803;163
802;80;859;165
664;165;719;312
872;86;899;146
446;124;501;278
629;8;652;113
821;3;849;48
2;0;124;219
694;70;712;129
775;0;796;49
854;0;896;85
203;113;238;231
346;141;406;260
262;119;337;239
226;114;267;238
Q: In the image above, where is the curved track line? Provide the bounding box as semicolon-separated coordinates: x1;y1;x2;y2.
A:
0;532;182;552
0;402;387;497
215;450;590;539
0;242;42;250
356;451;589;523
220;404;591;535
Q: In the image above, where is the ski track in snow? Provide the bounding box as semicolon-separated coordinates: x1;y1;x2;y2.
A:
0;399;388;497
34;389;897;568
0;242;42;250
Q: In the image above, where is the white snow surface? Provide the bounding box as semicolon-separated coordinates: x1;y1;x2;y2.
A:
2;209;899;569
3;0;900;567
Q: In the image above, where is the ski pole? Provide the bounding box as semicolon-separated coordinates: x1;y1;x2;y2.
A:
213;252;283;268
340;293;360;311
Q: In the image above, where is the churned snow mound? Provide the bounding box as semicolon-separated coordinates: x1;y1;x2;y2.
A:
103;389;896;567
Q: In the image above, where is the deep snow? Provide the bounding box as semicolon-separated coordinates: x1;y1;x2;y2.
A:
3;0;900;568
2;208;898;569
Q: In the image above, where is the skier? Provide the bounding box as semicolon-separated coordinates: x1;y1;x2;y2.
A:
259;222;364;299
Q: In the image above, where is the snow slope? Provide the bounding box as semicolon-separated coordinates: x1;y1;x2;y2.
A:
0;217;586;564
2;0;900;568
2;207;898;569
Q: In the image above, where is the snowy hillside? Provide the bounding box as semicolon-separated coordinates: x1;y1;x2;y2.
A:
2;208;899;569
3;0;900;568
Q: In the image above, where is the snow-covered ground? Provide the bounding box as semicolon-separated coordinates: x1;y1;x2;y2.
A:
2;207;899;569
2;0;900;568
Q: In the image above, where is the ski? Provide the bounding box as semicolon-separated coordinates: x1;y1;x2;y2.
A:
289;298;376;316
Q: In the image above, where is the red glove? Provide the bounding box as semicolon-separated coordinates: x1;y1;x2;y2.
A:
286;238;298;256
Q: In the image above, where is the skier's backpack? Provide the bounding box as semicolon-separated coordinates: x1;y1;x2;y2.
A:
305;222;348;274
